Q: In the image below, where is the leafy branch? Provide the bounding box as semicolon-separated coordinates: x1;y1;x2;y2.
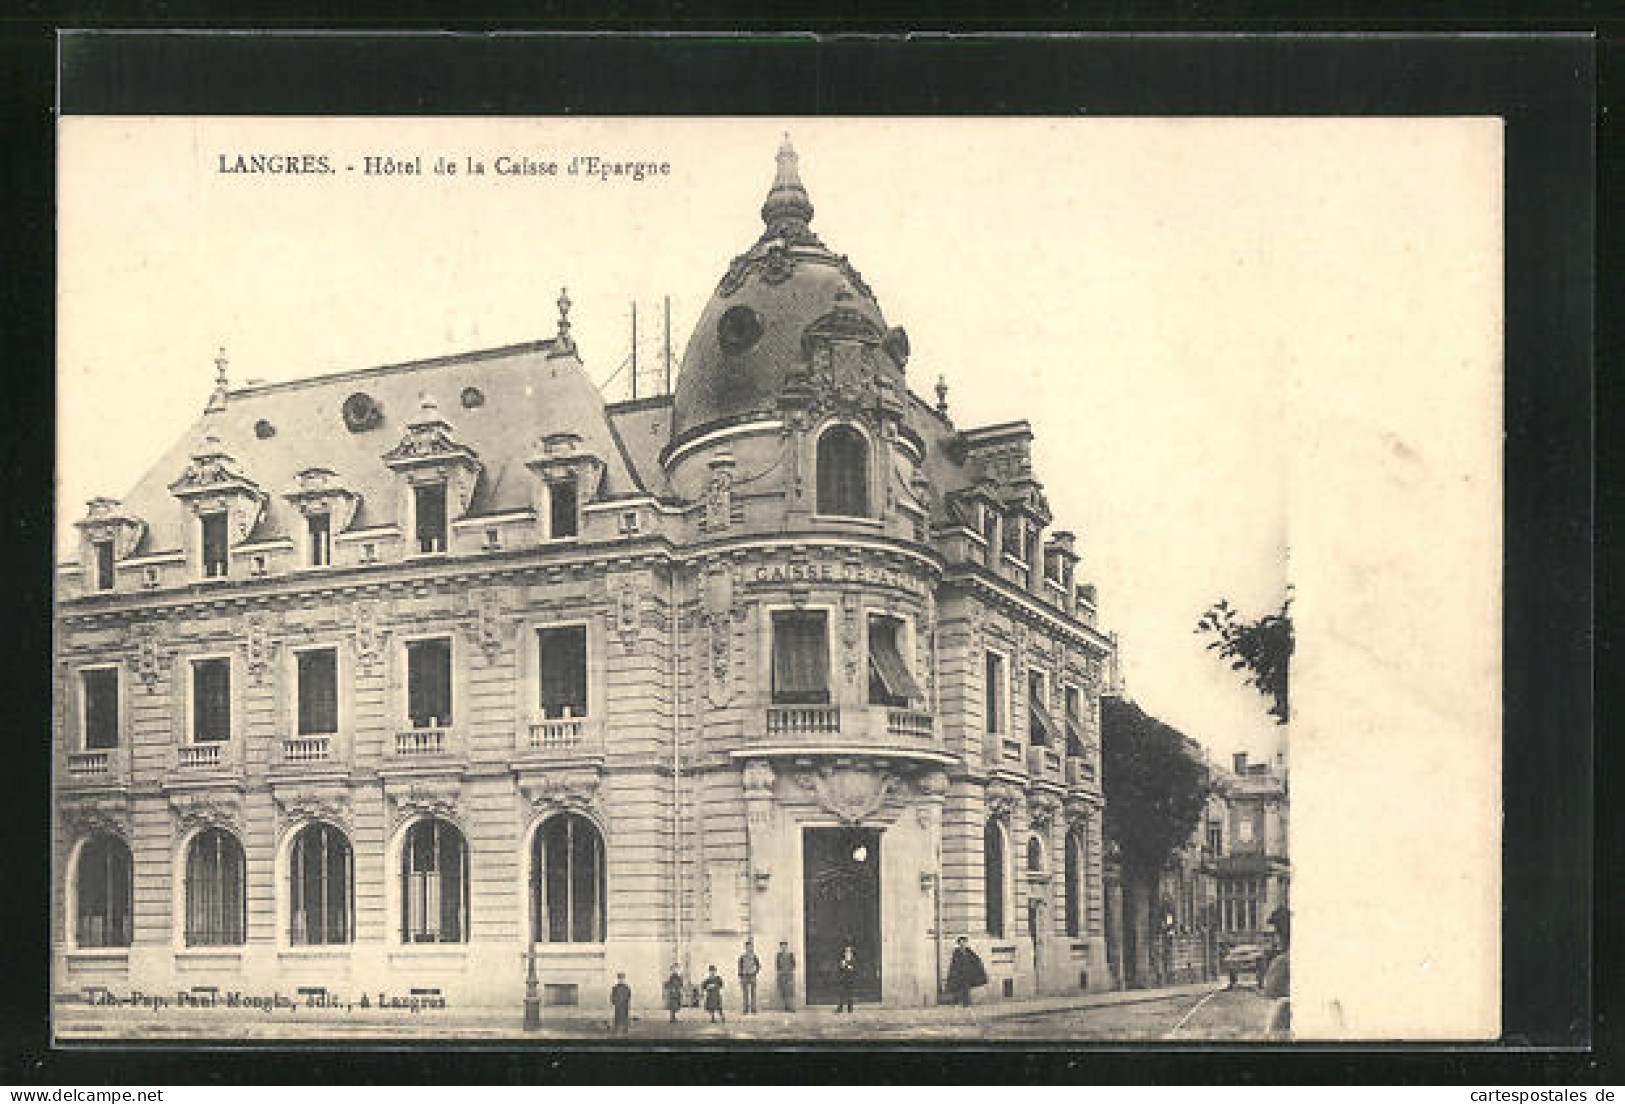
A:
1196;591;1294;724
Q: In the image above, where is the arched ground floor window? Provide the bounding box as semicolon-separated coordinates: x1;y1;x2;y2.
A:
401;817;469;943
289;822;353;945
185;827;245;946
531;813;605;943
1065;828;1085;938
76;833;131;948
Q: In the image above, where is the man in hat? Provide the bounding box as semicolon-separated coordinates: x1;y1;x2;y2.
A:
774;940;798;1012
737;938;762;1014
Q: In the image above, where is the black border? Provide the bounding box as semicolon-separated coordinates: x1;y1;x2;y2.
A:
2;25;1604;1085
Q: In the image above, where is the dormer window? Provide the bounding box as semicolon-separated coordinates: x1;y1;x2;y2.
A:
414;484;447;554
92;540;115;591
548;477;579;539
816;425;869;517
308;512;332;567
201;512;230;578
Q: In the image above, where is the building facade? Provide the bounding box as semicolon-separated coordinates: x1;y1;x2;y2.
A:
1208;751;1290;955
53;140;1113;1015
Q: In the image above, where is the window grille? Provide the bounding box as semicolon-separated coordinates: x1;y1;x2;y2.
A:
401;818;469;943
289;822;353;945
185;828;246;946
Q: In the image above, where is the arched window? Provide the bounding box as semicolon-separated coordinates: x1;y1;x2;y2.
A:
1065;829;1084;938
289;822;353;945
816;425;869;518
185;828;245;946
983;818;1006;938
531;813;606;943
401;817;469;943
76;833;131;948
1026;836;1044;875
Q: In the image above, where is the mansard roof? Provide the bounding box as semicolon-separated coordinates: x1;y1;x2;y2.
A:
111;339;643;556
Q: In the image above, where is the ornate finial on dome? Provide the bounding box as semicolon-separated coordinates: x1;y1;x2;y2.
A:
760;134;814;239
553;286;576;355
935;374;950;418
205;346;230;413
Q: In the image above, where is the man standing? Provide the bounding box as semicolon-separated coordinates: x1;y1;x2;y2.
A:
834;942;858;1013
737;938;762;1014
609;972;632;1035
946;936;987;1007
662;964;685;1024
774;940;797;1012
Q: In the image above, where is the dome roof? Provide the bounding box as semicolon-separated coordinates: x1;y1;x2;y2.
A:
671;138;902;440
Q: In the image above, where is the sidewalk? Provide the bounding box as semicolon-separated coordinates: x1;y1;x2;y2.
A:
54;980;1223;1042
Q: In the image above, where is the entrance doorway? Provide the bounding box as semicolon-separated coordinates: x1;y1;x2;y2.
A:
803;827;882;1005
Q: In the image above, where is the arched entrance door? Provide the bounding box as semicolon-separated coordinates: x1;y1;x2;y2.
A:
803;827;882;1005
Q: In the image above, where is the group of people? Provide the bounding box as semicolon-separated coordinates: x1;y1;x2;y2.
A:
606;936;991;1034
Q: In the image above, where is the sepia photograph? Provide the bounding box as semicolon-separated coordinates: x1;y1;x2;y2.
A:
52;113;1506;1045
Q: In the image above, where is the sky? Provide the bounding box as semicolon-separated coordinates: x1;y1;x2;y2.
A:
57;115;1499;768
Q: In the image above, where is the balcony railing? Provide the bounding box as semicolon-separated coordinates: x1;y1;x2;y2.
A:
767;705;841;737
1026;743;1062;782
1065;755;1096;788
885;709;934;741
282;735;333;763
529;717;584;751
395;728;448;757
178;744;223;769
67;751;111;776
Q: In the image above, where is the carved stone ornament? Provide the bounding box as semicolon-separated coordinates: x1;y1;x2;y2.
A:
608;577;641;652
76;497;147;560
273;788;353;834
794;763;902;826
168;791;244;835
986;782;1020;823
519;768;603;820
742;758;777;827
702;455;741;533
385;777;465;831
240;608;281;686
352;599;384;670
840;593;862;686
1028;794;1061;836
125;621;166;693
60;793;130;841
699;562;745;709
463;587;505;663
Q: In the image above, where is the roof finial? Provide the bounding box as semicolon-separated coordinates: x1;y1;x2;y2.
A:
555;286;575;353
760;134;814;239
205;346;230;413
935;374;950;418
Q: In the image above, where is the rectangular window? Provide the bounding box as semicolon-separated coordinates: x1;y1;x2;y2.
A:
82;668;119;750
297;649;339;735
980;505;999;557
770;610;830;705
867;615;922;707
1001;516;1023;560
93;540;115;591
192;658;231;743
538;626;588;719
1064;685;1084;756
414;484;447;554
984;650;1006;734
201;512;229;578
406;639;453;727
549;478;579;538
1028;671;1056;747
1206;822;1223;855
308;512;332;567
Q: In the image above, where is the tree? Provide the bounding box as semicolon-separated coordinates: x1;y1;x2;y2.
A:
1195;592;1294;723
1101;697;1213;987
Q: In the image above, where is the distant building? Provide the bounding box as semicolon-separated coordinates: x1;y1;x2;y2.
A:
53;139;1115;1015
1208;751;1290;953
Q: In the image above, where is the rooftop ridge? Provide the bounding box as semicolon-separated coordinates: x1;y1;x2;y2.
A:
227;337;559;400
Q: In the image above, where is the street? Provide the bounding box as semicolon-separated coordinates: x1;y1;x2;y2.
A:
54;982;1282;1043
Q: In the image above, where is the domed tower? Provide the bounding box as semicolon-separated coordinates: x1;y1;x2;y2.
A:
664;137;926;541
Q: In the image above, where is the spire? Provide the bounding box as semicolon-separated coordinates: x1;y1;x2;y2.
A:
760;133;814;239
205;346;229;413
